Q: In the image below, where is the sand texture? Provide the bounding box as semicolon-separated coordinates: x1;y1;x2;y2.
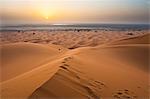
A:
0;30;149;99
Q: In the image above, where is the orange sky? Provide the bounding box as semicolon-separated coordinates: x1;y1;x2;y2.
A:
0;0;149;24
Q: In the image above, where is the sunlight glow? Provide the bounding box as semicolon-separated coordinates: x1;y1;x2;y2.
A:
45;16;49;20
0;0;149;24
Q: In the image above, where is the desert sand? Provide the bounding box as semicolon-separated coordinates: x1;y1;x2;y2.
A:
0;30;149;99
0;30;147;48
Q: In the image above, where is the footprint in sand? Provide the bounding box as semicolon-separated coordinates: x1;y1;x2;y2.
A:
59;56;107;99
59;65;68;70
62;61;66;64
64;57;73;61
61;57;84;73
113;89;137;99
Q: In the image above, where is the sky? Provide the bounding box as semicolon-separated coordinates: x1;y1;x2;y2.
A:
0;0;149;25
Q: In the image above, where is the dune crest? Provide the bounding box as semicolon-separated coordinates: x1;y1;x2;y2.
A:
110;34;150;45
1;43;67;99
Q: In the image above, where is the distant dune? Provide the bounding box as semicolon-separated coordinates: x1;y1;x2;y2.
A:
111;34;150;45
0;30;147;49
1;34;149;99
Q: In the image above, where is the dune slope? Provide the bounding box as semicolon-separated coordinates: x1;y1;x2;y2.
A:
1;43;67;99
1;43;67;81
29;34;149;99
111;34;150;45
1;34;149;99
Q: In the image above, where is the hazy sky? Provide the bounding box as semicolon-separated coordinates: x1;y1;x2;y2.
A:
0;0;149;24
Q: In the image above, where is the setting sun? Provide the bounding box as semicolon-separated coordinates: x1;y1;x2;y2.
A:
0;0;149;24
45;16;49;20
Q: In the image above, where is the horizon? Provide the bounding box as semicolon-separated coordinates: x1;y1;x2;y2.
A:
0;0;149;25
0;23;150;27
1;23;149;31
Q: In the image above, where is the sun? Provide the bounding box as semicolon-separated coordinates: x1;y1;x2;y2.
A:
45;16;49;20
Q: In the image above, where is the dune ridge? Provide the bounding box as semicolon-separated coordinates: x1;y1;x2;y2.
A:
1;34;149;99
110;34;150;45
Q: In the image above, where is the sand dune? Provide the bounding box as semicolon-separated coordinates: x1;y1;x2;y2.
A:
1;34;149;99
111;34;150;45
0;30;147;49
1;43;68;81
1;43;68;99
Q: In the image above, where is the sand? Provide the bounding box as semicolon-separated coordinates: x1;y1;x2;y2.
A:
0;30;149;99
0;30;147;48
